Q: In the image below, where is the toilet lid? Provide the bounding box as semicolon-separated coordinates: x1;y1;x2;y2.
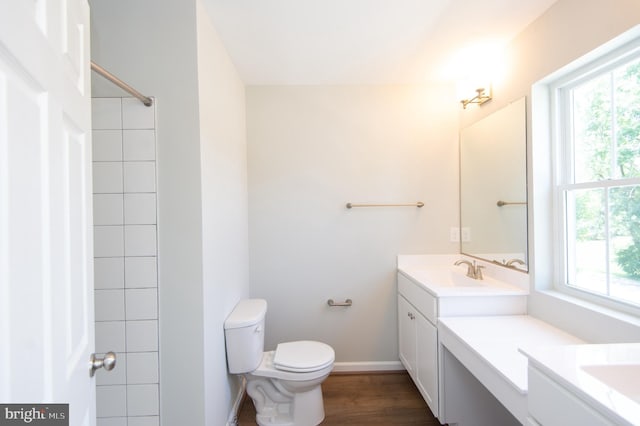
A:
273;341;335;373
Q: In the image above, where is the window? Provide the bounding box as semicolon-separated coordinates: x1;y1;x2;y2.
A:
552;37;640;309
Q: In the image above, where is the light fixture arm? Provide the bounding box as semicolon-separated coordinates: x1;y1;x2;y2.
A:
461;87;492;109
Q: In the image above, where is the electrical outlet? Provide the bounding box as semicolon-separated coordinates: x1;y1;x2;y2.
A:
461;227;471;242
450;227;460;242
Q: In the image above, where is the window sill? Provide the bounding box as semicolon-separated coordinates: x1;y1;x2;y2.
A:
532;288;640;336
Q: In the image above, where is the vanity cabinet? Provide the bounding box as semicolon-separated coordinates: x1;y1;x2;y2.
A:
528;365;615;426
397;273;439;417
523;343;640;426
396;259;528;424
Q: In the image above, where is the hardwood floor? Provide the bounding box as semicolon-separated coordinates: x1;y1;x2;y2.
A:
237;372;441;425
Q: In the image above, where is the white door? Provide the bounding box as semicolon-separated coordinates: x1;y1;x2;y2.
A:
0;1;95;425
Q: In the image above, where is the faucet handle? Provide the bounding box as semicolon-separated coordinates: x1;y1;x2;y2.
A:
475;265;484;280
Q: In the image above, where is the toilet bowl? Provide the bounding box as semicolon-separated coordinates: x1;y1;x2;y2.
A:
224;299;335;426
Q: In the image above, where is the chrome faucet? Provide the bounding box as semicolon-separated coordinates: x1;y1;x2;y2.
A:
454;259;484;280
506;258;526;268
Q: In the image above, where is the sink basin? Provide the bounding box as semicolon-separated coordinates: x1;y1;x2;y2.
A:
582;364;640;403
416;268;486;287
449;269;487;287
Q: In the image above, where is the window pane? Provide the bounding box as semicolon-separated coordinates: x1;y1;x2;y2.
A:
566;188;607;294
572;74;612;183
610;185;640;305
613;57;640;179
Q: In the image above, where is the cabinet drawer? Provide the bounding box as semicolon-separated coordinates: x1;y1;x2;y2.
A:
528;366;614;426
398;272;437;324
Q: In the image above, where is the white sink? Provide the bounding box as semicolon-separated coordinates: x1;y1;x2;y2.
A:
582;364;640;404
417;268;487;287
522;343;640;426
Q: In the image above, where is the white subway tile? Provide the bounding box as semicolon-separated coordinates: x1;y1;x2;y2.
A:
123;130;155;161
126;384;159;417
124;162;156;193
94;226;124;258
94;257;124;289
95;321;126;353
125;288;158;321
97;417;127;426
92;98;122;130
95;289;125;321
93;162;123;194
127;416;159;426
126;320;158;352
96;352;126;386
94;194;124;226
93;130;122;161
125;257;157;288
96;385;127;418
122;97;155;129
124;193;156;225
126;352;159;384
124;225;157;257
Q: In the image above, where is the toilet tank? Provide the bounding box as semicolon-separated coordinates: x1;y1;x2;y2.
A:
224;299;267;374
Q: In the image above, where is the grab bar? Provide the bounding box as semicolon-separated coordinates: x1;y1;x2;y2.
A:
327;299;353;307
496;200;526;207
346;202;424;209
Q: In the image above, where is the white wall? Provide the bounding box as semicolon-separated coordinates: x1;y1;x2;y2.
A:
247;85;459;364
475;0;640;341
196;0;249;424
91;1;249;424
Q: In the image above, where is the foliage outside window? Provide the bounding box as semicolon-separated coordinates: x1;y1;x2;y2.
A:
555;44;640;309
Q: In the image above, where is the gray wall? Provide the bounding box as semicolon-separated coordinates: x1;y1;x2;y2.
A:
90;0;249;424
196;0;250;424
247;85;459;366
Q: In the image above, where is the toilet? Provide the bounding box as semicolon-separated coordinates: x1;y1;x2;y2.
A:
224;299;335;426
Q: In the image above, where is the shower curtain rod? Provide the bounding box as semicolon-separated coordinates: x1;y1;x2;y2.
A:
90;61;153;107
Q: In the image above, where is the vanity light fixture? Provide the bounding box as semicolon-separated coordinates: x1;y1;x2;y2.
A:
460;86;492;109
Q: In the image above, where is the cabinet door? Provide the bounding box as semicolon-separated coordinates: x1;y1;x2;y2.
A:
416;313;439;417
528;366;614;426
398;295;416;377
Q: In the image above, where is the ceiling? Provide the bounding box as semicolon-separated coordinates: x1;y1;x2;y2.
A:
203;0;559;86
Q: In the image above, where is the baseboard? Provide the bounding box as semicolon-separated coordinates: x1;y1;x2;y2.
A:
226;376;246;426
331;361;405;374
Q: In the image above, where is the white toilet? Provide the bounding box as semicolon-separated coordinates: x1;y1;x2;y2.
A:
224;299;335;426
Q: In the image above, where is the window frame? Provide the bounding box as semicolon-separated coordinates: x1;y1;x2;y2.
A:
548;35;640;315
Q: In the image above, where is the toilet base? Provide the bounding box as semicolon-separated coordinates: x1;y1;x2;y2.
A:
248;377;325;426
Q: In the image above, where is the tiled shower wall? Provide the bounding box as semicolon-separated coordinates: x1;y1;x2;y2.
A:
91;97;160;426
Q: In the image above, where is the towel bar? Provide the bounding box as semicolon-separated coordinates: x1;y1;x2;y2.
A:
346;202;424;209
327;299;353;307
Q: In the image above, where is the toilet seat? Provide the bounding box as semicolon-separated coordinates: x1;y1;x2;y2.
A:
250;341;335;381
273;341;334;372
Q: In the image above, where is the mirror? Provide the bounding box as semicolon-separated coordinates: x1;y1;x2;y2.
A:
460;97;528;271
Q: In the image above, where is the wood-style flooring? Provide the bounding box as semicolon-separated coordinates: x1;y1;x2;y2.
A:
237;372;441;425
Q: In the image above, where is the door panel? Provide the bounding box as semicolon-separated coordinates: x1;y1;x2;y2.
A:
416;313;438;417
0;1;94;424
398;295;416;377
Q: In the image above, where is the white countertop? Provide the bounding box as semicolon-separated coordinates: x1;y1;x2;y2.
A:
398;267;528;298
397;254;530;297
521;343;640;426
439;315;586;393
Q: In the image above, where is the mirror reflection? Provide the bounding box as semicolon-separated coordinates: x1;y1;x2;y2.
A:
460;97;528;271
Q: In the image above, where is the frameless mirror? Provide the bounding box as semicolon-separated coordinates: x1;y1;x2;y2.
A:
460;97;528;271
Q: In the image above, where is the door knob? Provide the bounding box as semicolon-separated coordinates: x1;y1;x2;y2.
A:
90;351;117;377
